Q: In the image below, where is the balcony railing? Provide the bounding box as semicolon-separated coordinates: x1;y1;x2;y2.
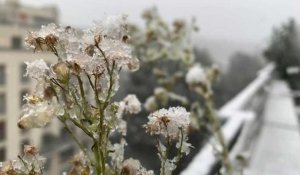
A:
181;63;275;175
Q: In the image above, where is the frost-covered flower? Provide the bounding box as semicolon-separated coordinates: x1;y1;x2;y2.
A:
25;59;49;79
101;39;140;71
83;54;105;75
145;107;190;140
122;94;141;114
80;15;140;72
1;145;46;174
0;161;16;174
24;145;39;156
18;99;64;129
25;23;59;52
185;64;207;86
93;15;128;40
121;158;154;175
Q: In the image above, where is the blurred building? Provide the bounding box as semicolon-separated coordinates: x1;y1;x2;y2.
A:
0;0;76;174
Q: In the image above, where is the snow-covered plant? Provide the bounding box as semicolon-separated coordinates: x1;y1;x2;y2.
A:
129;7;197;111
0;145;46;175
0;14;194;175
185;64;232;174
14;15;154;175
145;107;192;175
129;7;232;174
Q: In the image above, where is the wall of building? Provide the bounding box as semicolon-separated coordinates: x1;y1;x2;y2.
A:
0;1;79;174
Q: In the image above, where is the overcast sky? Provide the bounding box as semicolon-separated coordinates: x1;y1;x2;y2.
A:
17;0;300;45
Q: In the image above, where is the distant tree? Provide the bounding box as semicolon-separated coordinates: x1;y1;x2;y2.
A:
264;19;300;87
214;52;262;106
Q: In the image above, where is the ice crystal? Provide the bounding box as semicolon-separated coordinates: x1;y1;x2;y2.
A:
25;59;49;79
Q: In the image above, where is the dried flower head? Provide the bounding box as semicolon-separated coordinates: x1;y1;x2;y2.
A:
23;145;39;156
25;23;59;52
0;161;16;175
145;107;190;140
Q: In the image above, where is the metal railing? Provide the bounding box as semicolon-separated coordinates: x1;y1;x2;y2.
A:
181;63;275;175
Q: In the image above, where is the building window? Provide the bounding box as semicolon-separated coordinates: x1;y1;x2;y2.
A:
0;94;6;114
12;36;22;50
0;65;5;85
0;148;5;161
0;122;5;141
20;89;29;107
20;63;29;83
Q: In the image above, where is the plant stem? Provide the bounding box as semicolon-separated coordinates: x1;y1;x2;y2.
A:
175;129;184;166
93;143;102;175
58;117;89;158
204;92;232;174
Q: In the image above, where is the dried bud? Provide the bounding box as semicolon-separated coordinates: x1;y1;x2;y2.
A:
68;62;82;75
52;62;70;83
0;161;16;175
94;33;102;45
24;145;39;156
122;35;129;43
44;86;56;100
25;33;47;52
85;45;95;57
45;34;59;49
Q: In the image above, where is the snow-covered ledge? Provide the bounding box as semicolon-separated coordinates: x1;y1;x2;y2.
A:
219;63;275;118
181;63;275;175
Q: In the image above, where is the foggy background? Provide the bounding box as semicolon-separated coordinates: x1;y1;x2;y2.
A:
12;0;300;67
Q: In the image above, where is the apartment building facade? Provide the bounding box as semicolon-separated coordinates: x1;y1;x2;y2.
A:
0;0;77;174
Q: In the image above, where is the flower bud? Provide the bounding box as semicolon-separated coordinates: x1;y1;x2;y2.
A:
68;62;82;75
85;45;95;57
44;86;56;101
45;34;59;49
122;35;129;43
94;33;102;45
52;62;70;83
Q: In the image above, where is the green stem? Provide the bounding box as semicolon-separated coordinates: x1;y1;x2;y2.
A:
175;129;184;166
204;92;232;174
58;117;89;158
93;143;102;175
76;75;89;111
